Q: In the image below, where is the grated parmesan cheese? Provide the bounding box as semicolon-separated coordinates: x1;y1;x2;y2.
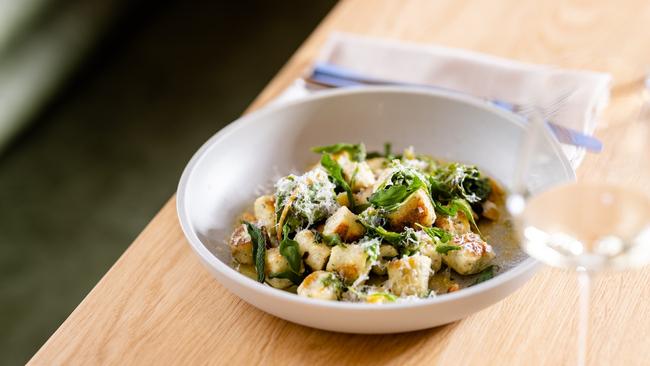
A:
274;167;339;229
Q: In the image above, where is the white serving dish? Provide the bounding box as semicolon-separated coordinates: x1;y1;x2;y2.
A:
177;87;574;334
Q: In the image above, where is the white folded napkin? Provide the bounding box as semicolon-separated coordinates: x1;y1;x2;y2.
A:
275;32;612;168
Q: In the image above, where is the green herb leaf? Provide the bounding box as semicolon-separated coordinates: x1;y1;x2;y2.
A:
358;220;419;256
431;199;456;216
368;225;404;245
451;198;482;237
349;165;359;192
369;185;410;210
473;265;499;285
429;177;454;203
353;203;371;213
243;221;266;283
269;270;303;285
431;198;482;237
415;223;452;243
312;143;366;162
414;223;462;254
279;225;302;274
321;233;342;246
320;154;355;210
383;142;397;161
366;142;402;160
320;273;342;290
368;168;428;211
435;244;462;254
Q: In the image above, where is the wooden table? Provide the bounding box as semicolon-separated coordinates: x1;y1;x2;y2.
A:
30;1;650;365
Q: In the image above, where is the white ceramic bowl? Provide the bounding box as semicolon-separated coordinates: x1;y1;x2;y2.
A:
177;87;574;334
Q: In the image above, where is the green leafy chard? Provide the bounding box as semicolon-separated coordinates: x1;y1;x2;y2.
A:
243;221;266;283
430;163;491;205
312;143;366;162
320;153;355;210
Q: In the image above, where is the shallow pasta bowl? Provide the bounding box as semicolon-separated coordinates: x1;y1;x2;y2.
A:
177;87;574;334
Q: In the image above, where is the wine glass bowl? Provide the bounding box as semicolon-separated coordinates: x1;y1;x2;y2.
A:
521;184;650;272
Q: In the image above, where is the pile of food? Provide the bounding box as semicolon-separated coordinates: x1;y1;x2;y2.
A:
228;143;507;303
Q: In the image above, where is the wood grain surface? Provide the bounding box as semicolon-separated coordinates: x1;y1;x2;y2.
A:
29;0;650;365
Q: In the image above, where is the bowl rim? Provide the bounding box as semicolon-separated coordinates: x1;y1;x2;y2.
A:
176;86;575;311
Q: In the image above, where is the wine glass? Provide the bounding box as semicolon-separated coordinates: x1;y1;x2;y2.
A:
506;74;650;366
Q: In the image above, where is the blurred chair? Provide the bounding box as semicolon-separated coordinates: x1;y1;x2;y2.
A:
0;0;121;153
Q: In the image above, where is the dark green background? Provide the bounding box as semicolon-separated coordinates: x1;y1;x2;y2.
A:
0;1;335;364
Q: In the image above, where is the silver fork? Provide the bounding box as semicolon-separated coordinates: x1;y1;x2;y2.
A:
511;89;597;152
306;63;603;152
514;89;574;120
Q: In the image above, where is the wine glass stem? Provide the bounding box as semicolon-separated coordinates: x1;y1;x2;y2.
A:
577;267;591;366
